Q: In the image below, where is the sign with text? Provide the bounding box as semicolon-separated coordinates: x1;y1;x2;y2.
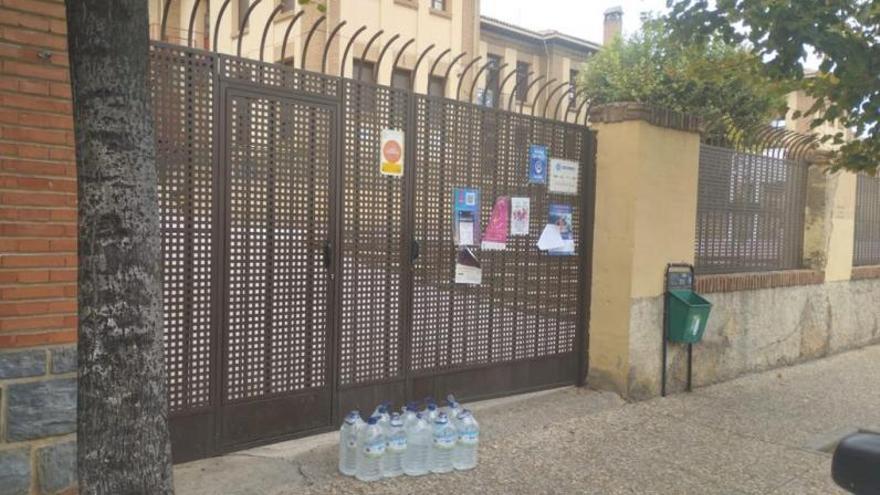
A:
380;129;404;177
528;145;548;184
548;158;579;195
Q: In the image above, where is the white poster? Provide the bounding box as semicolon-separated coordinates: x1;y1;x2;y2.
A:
548;158;579;195
510;197;530;236
454;248;482;285
380;129;404;177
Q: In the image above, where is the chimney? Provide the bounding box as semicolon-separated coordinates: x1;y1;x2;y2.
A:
603;6;623;45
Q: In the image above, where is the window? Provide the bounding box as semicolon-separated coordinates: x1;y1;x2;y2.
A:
237;0;250;30
569;69;579;108
431;0;446;11
854;174;880;266
352;59;376;84
392;69;412;91
428;76;446;98
280;0;296;12
482;54;502;106
515;61;530;102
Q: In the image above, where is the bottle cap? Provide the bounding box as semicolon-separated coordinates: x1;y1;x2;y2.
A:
427;402;437;411
367;416;379;425
435;412;448;424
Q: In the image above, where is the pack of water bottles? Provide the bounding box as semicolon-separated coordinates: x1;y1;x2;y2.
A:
338;394;480;482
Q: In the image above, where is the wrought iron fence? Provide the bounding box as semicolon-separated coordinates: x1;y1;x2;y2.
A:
695;144;809;274
854;174;880;267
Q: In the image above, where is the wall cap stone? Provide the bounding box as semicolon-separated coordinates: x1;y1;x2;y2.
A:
695;269;824;294
589;102;703;133
851;265;880;281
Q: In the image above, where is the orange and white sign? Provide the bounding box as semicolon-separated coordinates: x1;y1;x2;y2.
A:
380;129;404;177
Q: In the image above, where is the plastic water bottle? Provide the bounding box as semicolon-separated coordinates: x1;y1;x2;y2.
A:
383;413;406;478
402;413;431;476
355;416;386;482
402;402;420;431
373;402;391;434
453;409;479;470
422;399;439;424
430;412;457;473
444;395;463;428
338;410;364;476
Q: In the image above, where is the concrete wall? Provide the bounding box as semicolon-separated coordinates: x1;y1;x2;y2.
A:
588;102;880;401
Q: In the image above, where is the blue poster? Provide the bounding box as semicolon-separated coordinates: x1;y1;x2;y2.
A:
453;188;481;247
548;203;575;256
528;145;548;184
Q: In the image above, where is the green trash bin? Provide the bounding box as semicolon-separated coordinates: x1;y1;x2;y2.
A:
666;290;712;343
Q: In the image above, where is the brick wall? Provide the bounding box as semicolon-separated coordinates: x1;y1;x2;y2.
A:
0;0;78;493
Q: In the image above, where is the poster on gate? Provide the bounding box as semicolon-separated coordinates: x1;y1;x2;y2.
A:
481;196;510;251
453;188;481;247
510;197;530;236
548;158;579;195
547;203;575;256
528;145;548;184
380;129;404;177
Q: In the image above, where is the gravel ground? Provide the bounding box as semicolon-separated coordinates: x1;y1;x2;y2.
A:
175;345;880;495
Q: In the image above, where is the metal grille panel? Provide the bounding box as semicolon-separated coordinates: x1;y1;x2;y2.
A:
411;97;584;373
338;81;407;387
854;174;880;266
224;93;332;402
151;44;216;414
695;144;808;274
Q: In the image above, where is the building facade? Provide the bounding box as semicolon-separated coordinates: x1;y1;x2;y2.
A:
147;0;603;120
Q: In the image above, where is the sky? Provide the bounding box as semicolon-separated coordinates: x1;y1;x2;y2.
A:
480;0;671;45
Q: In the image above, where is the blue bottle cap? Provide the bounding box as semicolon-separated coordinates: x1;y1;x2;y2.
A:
435;412;448;424
367;416;379;425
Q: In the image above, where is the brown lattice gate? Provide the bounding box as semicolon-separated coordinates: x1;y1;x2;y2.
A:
150;42;595;462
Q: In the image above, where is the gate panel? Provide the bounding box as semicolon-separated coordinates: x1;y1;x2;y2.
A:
336;80;409;413
219;89;334;448
151;44;218;462
411;97;588;401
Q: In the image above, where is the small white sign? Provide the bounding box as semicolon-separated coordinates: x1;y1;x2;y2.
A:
548;158;579;195
510;197;530;236
380;129;404;177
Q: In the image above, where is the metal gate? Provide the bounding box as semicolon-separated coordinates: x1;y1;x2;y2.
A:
150;42;595;462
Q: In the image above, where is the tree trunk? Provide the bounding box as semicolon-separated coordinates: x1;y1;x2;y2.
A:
66;1;174;493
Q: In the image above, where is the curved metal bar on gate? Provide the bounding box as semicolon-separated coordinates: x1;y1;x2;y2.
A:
455;56;483;101
426;48;451;86
553;87;575;121
186;0;204;48
507;71;536;111
792;135;817;160
357;30;384;81
576;97;592;126
237;0;266;56
212;0;234;52
160;0;173;41
321;21;348;73
496;67;519;108
391;38;417;75
518;75;547;113
469;62;507;105
301;15;326;69
340;25;368;77
542;81;569;119
259;2;286;61
279;11;305;63
411;44;436;92
440;52;468;94
529;79;557;116
373;34;401;83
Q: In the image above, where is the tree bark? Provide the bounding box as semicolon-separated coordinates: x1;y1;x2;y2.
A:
66;1;174;493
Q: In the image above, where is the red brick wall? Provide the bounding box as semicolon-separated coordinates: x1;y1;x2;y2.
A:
0;0;77;349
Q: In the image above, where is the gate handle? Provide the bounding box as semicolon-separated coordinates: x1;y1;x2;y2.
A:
411;239;420;263
322;241;332;270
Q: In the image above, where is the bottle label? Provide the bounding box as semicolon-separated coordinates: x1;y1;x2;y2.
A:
459;431;479;446
388;436;407;452
434;433;456;450
363;439;386;458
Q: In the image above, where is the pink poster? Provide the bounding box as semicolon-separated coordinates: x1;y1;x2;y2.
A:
481;196;509;251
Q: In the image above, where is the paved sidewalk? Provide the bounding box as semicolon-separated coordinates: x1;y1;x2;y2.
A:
175;345;880;494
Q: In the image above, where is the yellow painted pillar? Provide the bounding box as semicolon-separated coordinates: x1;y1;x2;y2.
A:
587;103;702;398
803;158;858;282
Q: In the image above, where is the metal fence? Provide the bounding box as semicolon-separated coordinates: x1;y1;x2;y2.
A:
854;174;880;266
695;144;809;274
150;28;595;459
